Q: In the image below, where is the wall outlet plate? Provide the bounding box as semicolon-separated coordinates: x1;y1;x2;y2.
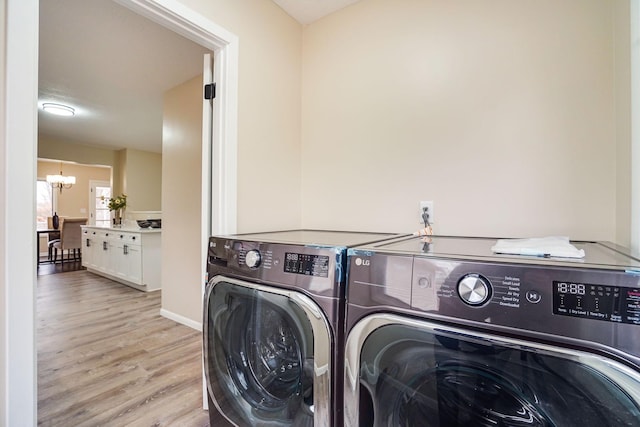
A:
419;201;434;224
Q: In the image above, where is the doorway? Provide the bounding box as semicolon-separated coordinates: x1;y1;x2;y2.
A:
3;0;239;424
89;180;111;227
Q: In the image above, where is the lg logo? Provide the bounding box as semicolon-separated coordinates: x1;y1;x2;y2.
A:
354;258;370;267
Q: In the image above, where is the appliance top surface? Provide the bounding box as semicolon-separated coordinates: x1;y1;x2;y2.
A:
215;229;404;248
353;235;640;271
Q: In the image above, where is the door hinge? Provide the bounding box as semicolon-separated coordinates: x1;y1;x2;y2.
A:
204;83;216;100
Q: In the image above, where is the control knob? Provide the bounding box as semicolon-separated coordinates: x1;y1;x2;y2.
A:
457;274;491;306
245;250;262;268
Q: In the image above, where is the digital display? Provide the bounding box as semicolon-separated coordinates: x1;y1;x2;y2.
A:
553;281;640;325
284;252;329;277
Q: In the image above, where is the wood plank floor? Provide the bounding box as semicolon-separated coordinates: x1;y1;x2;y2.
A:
37;270;210;426
37;259;84;276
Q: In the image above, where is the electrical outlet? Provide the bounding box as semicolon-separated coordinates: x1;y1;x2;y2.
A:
419;201;434;225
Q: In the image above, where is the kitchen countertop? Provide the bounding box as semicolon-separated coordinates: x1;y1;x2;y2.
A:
81;225;161;233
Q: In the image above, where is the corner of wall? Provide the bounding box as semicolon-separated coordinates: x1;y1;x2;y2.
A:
114;148;127;196
0;0;7;421
614;0;633;248
630;0;640;252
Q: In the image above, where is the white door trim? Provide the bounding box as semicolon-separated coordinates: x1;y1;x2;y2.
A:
4;0;239;422
4;1;39;425
113;0;238;237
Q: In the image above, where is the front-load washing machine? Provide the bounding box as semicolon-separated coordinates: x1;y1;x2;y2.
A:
203;230;402;426
344;235;640;426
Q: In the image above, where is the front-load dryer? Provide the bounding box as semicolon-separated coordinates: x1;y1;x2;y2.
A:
203;230;402;427
344;235;640;426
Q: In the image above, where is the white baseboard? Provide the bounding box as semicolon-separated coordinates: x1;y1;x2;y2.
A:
160;308;202;332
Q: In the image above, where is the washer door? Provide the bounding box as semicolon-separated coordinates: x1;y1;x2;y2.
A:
344;314;640;427
204;277;331;426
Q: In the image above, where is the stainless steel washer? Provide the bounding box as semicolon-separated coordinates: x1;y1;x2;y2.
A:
203;230;402;426
344;235;640;426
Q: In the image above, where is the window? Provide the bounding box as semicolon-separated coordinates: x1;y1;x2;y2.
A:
36;179;54;229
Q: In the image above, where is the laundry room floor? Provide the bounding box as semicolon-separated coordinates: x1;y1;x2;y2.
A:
37;270;209;426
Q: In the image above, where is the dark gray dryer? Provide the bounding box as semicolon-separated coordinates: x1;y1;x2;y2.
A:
203;230;402;427
344;235;640;427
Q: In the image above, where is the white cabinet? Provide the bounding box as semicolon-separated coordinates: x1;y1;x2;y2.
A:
112;232;142;284
82;228;95;268
81;226;161;292
82;228;113;273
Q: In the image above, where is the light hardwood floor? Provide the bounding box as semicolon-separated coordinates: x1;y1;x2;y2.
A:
37;270;210;426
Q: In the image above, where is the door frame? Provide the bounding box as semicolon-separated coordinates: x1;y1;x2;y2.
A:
3;0;238;424
113;0;238;237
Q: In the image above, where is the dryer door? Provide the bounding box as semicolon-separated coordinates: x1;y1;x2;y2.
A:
204;276;331;426
344;314;640;427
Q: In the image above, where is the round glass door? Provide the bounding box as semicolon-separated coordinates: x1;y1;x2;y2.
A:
351;317;640;427
205;279;316;426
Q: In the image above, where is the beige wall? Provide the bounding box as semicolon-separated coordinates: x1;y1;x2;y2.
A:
633;1;640;253
37;160;111;219
38;137;163;213
118;149;162;212
38;134;116;167
38;135;119;212
37;161;110;254
161;75;203;323
615;0;632;247
302;0;623;241
178;0;303;233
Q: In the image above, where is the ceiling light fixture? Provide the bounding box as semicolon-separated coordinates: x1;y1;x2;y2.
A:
42;103;75;117
46;163;76;192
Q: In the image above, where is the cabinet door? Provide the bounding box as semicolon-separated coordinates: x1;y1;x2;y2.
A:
113;242;142;285
94;234;111;273
111;241;126;279
81;230;93;268
124;244;142;284
112;233;143;285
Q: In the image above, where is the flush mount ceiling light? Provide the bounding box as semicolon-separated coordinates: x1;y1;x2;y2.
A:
42;102;75;117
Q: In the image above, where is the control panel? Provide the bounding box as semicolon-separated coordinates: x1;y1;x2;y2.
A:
284;252;330;277
553;281;640;325
347;250;640;360
237;248;329;278
207;237;340;297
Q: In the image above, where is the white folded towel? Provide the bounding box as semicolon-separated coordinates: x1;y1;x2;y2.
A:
491;236;585;259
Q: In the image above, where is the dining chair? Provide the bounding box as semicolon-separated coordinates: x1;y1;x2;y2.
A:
46;216;61;261
50;218;88;264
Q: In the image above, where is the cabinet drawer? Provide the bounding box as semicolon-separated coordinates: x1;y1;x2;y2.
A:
112;231;141;246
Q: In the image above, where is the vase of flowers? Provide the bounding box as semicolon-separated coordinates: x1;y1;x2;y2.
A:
103;194;127;227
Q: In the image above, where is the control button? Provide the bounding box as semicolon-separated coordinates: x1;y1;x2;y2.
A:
526;290;542;304
244;250;261;268
457;274;491;306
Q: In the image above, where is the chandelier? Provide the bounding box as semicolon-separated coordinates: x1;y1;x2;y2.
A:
46;164;76;192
